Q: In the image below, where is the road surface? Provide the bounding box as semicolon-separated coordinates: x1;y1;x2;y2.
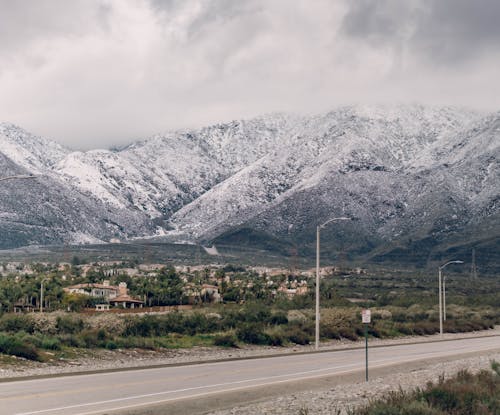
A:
2;336;499;415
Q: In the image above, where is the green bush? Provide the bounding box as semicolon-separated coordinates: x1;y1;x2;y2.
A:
213;334;238;348
321;325;341;340
287;327;311;345
105;340;118;350
124;313;221;338
236;323;271;345
355;363;500;415
39;336;61;351
0;333;40;361
0;314;35;333
56;315;84;334
268;332;285;346
338;326;358;341
80;329;104;348
114;336;156;350
59;334;85;348
270;312;288;325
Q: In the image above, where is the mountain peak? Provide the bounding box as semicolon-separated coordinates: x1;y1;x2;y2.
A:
0;122;69;172
0;106;498;272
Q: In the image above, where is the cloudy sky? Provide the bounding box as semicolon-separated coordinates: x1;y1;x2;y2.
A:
1;0;500;149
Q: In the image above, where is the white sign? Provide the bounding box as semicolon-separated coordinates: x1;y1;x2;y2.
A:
361;309;371;324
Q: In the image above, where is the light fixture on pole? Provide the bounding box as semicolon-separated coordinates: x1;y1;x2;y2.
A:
438;260;463;335
315;216;351;350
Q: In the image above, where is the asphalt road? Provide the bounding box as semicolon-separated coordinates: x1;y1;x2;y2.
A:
2;336;500;415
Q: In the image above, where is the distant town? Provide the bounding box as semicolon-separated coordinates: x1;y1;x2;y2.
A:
0;259;366;314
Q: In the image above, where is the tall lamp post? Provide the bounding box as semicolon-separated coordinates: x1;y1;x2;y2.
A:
438;260;463;335
315;217;351;350
40;278;49;313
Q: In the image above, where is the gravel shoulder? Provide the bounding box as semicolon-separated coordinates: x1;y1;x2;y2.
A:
206;350;500;415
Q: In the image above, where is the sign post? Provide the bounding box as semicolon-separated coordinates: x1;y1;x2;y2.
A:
361;309;371;382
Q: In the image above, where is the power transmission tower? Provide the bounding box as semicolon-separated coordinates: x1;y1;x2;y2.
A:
471;248;478;280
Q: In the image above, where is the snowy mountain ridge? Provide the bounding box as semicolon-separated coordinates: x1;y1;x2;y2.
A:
0;104;498;267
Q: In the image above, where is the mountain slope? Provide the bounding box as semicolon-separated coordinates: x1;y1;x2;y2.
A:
0;131;158;248
0;105;498;271
168;105;485;241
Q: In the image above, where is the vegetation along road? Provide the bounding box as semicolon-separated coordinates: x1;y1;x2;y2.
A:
2;335;499;415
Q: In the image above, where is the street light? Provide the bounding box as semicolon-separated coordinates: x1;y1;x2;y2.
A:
315;216;351;350
438;260;463;335
40;278;49;313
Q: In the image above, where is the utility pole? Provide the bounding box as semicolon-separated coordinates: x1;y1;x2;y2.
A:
471;249;477;280
40;278;49;313
315;217;351;350
438;260;463;335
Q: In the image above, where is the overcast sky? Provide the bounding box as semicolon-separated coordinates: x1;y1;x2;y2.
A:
1;0;500;149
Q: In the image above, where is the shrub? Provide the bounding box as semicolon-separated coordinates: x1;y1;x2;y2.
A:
321;324;341;340
125;316;155;337
59;334;85;348
236;324;271;345
268;332;285;346
0;333;40;361
80;329;103;348
39;336;61;351
270;312;288;325
287;327;311;345
0;314;35;333
338;326;358;341
354;363;500;415
213;334;238;348
114;336;156;350
56;315;84;334
105;340;118;350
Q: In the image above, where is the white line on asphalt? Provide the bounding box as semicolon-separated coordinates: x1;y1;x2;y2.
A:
14;362;361;415
13;343;500;415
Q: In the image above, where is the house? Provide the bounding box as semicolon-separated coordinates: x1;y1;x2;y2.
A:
64;280;119;299
64;281;144;309
183;283;201;304
13;301;35;313
109;294;144;309
277;282;309;298
107;282;144;309
201;284;222;303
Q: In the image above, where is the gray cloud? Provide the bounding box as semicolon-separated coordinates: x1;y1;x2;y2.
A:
341;0;500;64
0;0;499;149
413;0;500;63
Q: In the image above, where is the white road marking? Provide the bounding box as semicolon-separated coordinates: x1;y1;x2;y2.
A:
12;341;500;415
15;362;361;415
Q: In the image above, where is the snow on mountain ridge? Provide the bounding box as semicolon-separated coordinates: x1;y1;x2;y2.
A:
0;122;69;173
167;105;484;241
0;104;495;253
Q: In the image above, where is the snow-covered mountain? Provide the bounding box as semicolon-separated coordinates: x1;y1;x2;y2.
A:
0;105;498;268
